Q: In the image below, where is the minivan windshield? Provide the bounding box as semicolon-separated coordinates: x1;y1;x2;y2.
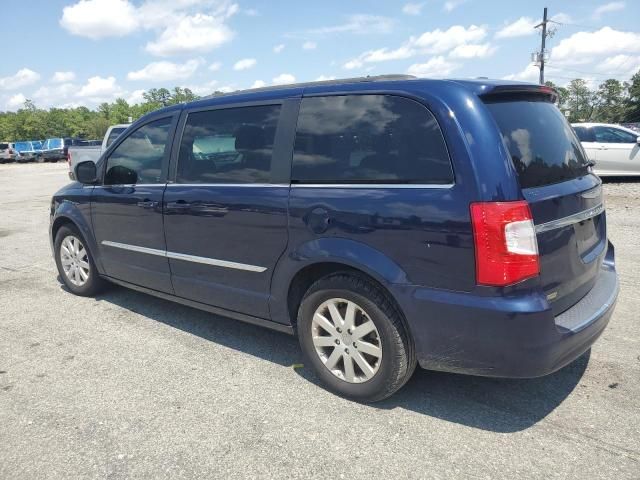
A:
484;98;590;189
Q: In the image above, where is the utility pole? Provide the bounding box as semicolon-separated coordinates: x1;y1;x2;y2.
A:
534;7;549;85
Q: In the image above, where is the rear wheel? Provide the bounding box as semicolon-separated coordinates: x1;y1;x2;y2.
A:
297;273;416;402
54;225;105;296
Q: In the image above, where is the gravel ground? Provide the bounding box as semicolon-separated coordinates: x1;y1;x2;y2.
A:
0;162;638;479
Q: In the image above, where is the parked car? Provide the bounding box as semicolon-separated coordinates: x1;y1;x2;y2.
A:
572;123;640;176
41;138;89;162
51;76;619;401
14;141;38;162
0;142;17;163
67;124;129;179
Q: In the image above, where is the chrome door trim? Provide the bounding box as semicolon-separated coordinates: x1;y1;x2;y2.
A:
100;241;267;272
101;241;166;257
166;251;267;272
291;183;454;189
535;203;605;234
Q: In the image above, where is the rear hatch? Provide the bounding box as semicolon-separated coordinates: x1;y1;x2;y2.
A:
484;93;606;315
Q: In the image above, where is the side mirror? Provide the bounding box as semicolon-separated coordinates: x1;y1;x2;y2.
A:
75;161;98;184
636;136;640;145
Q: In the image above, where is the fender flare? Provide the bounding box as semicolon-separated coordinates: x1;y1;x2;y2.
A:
269;237;410;325
51;200;104;274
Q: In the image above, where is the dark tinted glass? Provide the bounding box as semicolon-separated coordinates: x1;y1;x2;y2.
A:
572;126;593;142
104;117;171;185
292;95;452;184
106;127;126;148
485;99;589;189
594;126;638;143
177;105;281;184
0;143;8;150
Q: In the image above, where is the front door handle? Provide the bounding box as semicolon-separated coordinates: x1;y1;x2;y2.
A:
137;200;158;209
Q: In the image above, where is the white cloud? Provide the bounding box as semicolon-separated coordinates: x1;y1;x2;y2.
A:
316;75;336;81
273;44;285;53
303;41;317;50
407;56;459;77
51;71;76;83
0;68;40;90
32;82;78;106
127;59;203;81
597;54;640;77
77;76;123;101
291;14;394;37
450;43;496;59
218;86;236;93
60;0;138;39
593;2;625;19
187;80;220;96
344;24;487;69
402;3;424;15
208;62;222;71
495;17;537;39
233;58;257;71
145;13;234;56
503;64;539;82
251;80;267;88
6;93;27;110
273;73;296;85
551;27;640;63
414;25;486;52
127;89;146;105
443;0;467;12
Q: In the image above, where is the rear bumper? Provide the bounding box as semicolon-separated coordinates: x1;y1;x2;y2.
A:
399;242;618;378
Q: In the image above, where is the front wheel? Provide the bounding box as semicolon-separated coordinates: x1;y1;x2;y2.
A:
297;273;416;402
54;225;105;296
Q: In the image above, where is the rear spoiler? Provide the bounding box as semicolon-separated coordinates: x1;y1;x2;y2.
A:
479;84;558;103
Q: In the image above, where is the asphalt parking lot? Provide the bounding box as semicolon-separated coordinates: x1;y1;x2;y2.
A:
0;162;639;479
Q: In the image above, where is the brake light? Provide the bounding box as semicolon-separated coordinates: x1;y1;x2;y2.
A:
8;149;13;154
470;201;539;286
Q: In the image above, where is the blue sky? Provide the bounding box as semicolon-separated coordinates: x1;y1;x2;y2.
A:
1;0;639;110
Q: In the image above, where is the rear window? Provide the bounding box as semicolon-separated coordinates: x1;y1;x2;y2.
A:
485;99;590;189
105;127;126;148
0;143;8;150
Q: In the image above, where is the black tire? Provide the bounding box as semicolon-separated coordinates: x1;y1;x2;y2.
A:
54;224;105;296
297;273;416;402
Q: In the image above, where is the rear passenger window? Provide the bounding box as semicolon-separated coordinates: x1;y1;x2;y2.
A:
177;105;281;184
292;95;452;184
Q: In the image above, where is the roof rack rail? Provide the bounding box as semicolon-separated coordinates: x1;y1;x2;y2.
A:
203;74;417;99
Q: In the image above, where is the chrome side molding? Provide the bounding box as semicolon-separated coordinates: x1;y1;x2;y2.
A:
101;241;267;273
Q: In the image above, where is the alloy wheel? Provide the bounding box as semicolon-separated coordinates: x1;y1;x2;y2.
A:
311;298;383;383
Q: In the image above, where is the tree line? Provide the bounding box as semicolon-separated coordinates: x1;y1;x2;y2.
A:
1;71;639;142
546;69;640;124
0;87;204;142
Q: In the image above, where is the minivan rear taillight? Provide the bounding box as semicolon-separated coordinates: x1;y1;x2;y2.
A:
470;201;539;286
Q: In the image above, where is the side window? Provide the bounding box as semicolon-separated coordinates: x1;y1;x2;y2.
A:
292;95;453;184
177;104;281;184
573;127;593;142
104;117;172;185
594;126;638;144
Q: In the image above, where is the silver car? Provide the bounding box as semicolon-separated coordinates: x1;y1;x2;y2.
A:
0;142;17;163
572;123;640;176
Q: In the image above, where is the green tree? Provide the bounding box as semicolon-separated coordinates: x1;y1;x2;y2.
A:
623;70;640;122
594;79;625;123
566;79;595;122
545;81;569;112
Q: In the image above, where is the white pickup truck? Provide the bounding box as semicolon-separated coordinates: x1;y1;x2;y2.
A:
67;124;129;179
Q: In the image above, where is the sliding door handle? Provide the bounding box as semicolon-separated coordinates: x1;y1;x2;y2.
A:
137;200;158;209
166;200;192;210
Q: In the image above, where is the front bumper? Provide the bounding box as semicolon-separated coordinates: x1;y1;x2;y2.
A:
399;242;618;378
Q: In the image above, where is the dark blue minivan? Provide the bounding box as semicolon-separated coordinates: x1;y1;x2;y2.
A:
50;75;619;401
